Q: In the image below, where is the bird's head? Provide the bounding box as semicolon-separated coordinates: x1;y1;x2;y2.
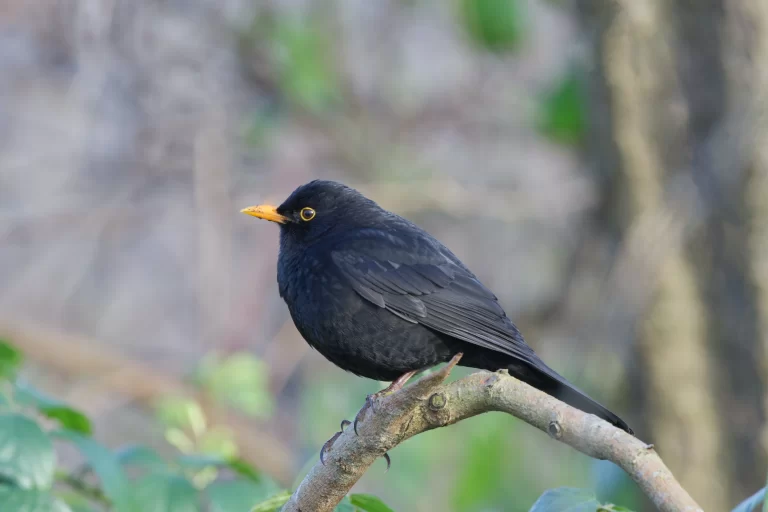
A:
241;180;380;244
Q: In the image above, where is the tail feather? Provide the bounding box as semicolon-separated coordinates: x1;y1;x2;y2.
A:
522;363;633;435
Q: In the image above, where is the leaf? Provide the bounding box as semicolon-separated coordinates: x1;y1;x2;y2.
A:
155;397;207;436
226;457;262;483
115;445;167;470
0;340;23;381
538;71;587;146
176;454;260;482
271;17;339;113
206;480;269;512
529;488;601;512
0;486;73;512
51;430;134;512
15;383;92;435
460;0;524;52
732;487;766;512
196;353;273;418
0;413;55;489
250;491;291;512
349;494;396;512
334;497;356;512
134;472;200;512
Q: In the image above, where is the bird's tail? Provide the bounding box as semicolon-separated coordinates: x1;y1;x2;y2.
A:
518;361;633;435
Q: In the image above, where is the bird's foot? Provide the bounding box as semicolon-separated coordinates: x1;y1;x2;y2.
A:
320;419;351;465
319;419;391;470
353;370;417;435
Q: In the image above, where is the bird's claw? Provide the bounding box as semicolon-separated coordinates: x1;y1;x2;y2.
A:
320;430;343;466
353;393;380;435
320;420;355;465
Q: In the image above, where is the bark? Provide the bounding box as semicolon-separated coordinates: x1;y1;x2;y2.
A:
577;1;728;508
732;0;768;492
284;355;702;512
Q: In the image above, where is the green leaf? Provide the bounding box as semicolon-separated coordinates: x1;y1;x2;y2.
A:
226;457;262;483
207;480;269;512
334;497;355;512
732;487;766;512
250;491;291;512
115;445;167;470
134;472;200;512
530;488;601;512
271;17;339;113
0;341;23;381
460;0;524;52
0;486;72;512
0;413;55;489
196;353;273;419
51;430;134;512
349;494;395;512
155;397;207;436
16;383;92;435
176;454;260;482
538;71;587;146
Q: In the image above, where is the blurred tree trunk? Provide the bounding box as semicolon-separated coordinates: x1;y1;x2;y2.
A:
678;0;768;502
577;1;733;508
735;0;768;497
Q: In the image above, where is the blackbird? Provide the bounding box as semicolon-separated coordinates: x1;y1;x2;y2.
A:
242;180;632;435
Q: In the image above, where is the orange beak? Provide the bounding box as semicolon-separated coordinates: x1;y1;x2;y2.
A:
240;204;290;224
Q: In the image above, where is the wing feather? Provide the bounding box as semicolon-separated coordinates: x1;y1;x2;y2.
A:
331;242;537;363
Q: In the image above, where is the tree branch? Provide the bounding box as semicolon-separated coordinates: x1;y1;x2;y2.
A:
284;355;702;512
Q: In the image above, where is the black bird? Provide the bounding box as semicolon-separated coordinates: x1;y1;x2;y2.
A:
242;180;632;435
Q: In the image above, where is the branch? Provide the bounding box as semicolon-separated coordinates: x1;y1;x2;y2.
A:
284;355;702;512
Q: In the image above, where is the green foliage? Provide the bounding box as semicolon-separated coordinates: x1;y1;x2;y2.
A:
529;488;600;512
207;480;269;512
195;353;273;419
115;445;167;471
459;0;525;52
349;494;396;512
134;473;198;512
0;413;55;489
0;342;399;512
538;70;587;146
250;491;291;512
732;485;766;512
528;488;634;512
242;12;339;114
52;430;135;512
0;340;23;380
16;383;92;434
0;486;73;512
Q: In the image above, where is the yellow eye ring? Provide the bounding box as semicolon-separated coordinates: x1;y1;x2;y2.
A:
300;207;316;221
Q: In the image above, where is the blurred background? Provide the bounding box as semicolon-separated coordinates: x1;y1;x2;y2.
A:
2;0;767;510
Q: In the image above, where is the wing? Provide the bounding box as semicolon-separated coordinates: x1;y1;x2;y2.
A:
330;231;538;364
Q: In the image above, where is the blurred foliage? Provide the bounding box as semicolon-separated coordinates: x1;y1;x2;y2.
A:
537;70;587;146
0;340;23;380
0;341;400;512
273;16;339;113
240;11;340;114
459;0;525;52
731;483;767;512
528;488;634;511
195;353;273;419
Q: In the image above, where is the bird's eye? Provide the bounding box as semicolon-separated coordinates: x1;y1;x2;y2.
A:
300;207;316;221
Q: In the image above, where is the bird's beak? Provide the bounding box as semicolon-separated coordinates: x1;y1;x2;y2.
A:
240;204;290;224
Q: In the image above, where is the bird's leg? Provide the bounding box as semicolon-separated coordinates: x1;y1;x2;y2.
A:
354;370;417;435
